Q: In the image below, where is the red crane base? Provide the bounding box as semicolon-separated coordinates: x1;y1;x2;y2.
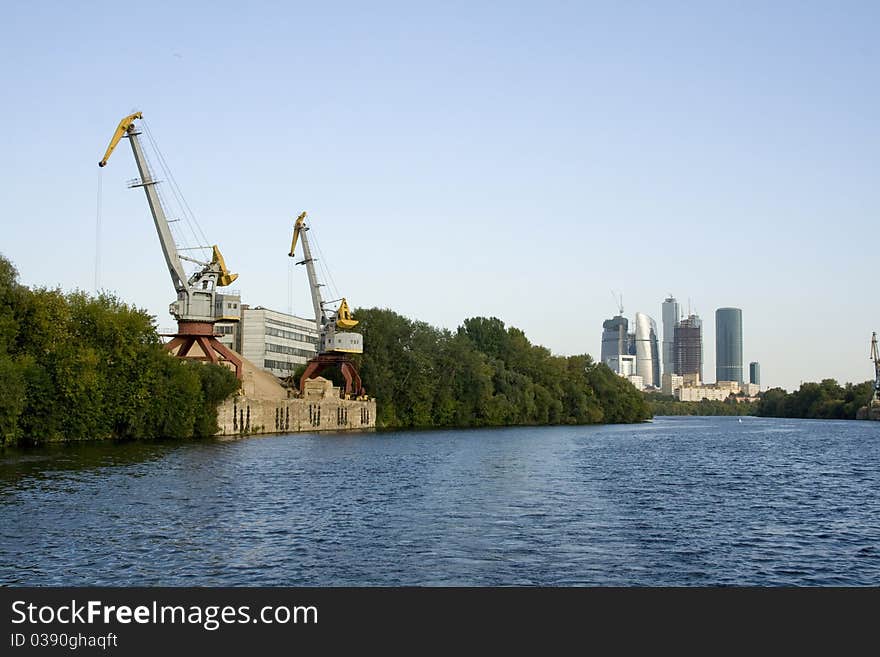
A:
299;353;365;397
163;321;243;380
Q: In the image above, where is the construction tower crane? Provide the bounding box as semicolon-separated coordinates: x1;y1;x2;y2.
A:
289;212;365;398
98;112;243;378
871;332;880;403
610;290;624;315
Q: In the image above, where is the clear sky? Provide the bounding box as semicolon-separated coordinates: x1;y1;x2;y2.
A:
2;1;878;391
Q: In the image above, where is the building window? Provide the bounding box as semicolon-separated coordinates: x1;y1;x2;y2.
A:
266;342;316;359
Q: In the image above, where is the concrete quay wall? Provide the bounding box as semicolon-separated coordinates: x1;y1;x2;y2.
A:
216;376;376;436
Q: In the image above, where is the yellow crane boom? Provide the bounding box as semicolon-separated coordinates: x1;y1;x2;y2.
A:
289;211;307;257
98;112;142;167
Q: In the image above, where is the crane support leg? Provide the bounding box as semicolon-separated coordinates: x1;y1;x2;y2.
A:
162;322;243;380
299;354;365;397
340;360;363;396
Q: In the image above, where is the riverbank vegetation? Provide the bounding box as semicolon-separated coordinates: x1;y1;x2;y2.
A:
0;254;239;446
645;392;755;416
353;309;650;428
646;379;875;420
755;380;873;420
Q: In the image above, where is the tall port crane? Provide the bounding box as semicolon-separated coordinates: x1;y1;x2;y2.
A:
98;112;243;378
289;211;365;398
871;332;880;403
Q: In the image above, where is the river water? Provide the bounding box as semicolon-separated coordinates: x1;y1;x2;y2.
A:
1;416;878;586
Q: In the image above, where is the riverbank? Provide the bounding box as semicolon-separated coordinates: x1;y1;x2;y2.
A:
646;379;878;421
646;394;755;417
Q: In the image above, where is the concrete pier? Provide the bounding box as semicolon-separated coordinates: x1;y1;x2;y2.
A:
214;354;376;436
216;377;376;435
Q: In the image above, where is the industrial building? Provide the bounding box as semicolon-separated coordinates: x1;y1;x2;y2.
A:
213;304;320;378
213;291;243;353
239;306;319;377
716;307;743;383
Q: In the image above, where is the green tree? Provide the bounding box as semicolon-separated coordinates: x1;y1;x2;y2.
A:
0;252;241;445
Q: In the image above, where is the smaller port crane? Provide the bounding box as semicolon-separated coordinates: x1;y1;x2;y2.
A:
289;212;365;398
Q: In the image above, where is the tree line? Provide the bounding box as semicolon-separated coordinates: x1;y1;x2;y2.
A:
0;254;239;445
645;379;875;420
755;380;873;420
352;309;650;428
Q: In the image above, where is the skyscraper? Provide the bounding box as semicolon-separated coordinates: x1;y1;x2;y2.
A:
601;314;629;371
716;307;743;383
674;313;702;381
661;295;680;375
750;361;760;386
634;312;660;388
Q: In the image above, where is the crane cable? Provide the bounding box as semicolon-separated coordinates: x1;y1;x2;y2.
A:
310;230;341;305
141;119;212;264
94;168;103;294
142;119;206;255
288;257;295;316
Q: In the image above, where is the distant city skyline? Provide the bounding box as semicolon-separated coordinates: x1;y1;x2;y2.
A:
2;2;878;392
602;298;756;392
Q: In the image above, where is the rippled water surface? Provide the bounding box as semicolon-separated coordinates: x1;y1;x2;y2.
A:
1;416;879;585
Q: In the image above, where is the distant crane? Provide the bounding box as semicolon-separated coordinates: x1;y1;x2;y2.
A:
871;332;880;403
289;212;365;398
610;290;624;316
98;112;243;378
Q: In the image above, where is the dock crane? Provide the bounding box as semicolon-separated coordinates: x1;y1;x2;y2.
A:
289;212;365;398
871;332;880;403
98;112;243;378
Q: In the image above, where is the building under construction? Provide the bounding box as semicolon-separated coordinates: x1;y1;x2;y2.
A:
673;314;703;383
98;112;375;435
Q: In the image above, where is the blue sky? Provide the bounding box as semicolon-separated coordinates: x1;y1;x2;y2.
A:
1;1;878;391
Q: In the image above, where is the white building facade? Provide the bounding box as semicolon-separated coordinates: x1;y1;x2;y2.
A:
240;306;319;378
634;312;660;389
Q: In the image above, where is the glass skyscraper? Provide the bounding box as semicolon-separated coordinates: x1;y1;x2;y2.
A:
750;361;760;386
715;307;743;383
661;295;679;375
